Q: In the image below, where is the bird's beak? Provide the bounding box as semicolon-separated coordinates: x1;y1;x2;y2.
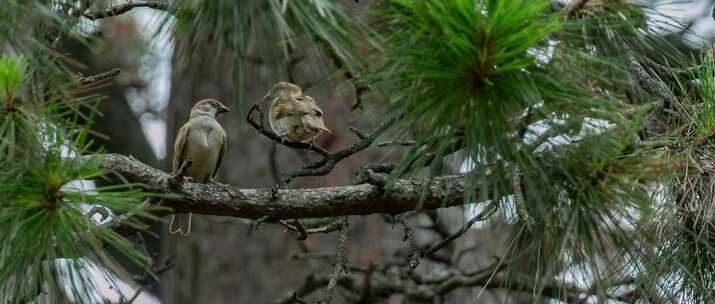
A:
219;105;231;114
320;126;332;133
262;92;271;102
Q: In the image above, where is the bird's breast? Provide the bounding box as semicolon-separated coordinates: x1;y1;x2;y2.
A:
184;122;223;182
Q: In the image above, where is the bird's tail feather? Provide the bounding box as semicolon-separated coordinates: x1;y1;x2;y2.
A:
169;213;192;236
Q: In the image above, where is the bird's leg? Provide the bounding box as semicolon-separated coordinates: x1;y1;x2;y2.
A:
172;158;194;183
208;177;220;185
275;131;288;144
270;184;281;201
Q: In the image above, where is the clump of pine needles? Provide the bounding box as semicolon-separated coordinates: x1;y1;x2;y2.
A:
0;53;160;303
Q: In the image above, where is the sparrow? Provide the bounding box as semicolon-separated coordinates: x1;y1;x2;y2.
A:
169;98;229;236
265;82;330;143
287;95;331;144
263;81;302;103
265;82;304;140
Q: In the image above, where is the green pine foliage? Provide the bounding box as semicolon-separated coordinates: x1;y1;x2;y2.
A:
0;50;159;302
371;0;694;300
4;0;715;302
167;0;368;111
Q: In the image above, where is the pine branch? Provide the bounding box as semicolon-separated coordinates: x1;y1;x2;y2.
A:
90;153;472;223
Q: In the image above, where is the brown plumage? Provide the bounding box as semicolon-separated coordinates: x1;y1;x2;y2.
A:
286;95;331;143
264;82;330;144
170;98;229;236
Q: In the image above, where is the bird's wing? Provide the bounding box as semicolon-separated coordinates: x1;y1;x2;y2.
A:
271;101;292;119
172;124;191;174
213;132;226;178
304;115;331;133
303;97;323;115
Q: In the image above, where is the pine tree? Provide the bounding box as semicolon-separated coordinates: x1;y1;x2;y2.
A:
1;0;714;303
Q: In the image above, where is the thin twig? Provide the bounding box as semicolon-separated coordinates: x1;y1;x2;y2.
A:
280;219;346;240
319;217;349;304
279;219;309;240
247;91;399;184
422;204;497;257
349;126;368;140
399;215;420;270
510;166;533;224
622;43;673;109
246;103;330;156
281;116;399;184
377;140;415;147
78;68;121;85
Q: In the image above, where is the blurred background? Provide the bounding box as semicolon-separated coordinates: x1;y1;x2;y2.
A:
62;0;715;303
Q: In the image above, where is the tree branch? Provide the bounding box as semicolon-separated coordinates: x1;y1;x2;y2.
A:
281;117;398;184
247;102;399;184
82;1;170;20
92;153;471;221
246;104;331;157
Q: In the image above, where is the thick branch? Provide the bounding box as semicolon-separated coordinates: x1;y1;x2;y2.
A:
93;153;469;220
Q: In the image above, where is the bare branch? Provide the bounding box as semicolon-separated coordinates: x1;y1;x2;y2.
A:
398;216;420;270
422;204;497;257
319;217;349;304
246;104;330;156
349;126;368;140
622;44;673;110
78;68;121;85
247;99;398;184
273;275;355;304
90;153;473;223
377;140;415;147
82;1;170;20
279;219;346;240
282;115;399;184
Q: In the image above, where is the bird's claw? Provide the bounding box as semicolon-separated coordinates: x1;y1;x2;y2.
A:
170;175;193;187
270;184;280;200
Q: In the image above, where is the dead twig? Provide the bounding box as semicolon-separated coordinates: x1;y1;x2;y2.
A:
247;101;399;185
318;217;349;304
399;215;420;270
281;116;399;185
280;219;347;240
377;140;415;147
422;203;497;257
246;103;330;156
78;68;121;85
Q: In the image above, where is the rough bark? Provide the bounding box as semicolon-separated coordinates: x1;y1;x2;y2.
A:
96;153;469;219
